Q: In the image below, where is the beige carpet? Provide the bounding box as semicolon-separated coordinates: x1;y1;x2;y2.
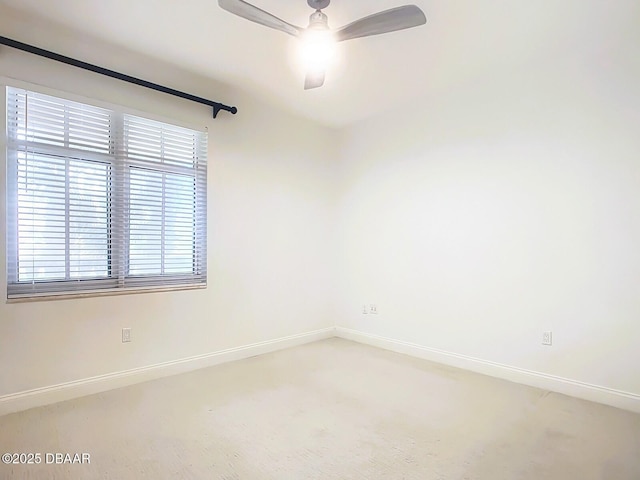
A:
1;338;639;479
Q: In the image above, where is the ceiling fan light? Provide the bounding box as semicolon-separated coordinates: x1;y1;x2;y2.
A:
298;28;336;73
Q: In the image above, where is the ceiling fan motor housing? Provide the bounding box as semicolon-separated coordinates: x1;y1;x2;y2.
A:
308;10;329;29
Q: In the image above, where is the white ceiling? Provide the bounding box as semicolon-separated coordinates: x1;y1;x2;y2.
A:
1;0;638;127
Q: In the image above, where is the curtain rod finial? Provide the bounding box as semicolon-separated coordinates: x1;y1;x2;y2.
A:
213;104;238;118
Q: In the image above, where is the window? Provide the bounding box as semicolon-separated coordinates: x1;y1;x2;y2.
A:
5;87;207;298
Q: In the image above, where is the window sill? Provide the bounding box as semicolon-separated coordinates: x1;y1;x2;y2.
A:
6;284;206;303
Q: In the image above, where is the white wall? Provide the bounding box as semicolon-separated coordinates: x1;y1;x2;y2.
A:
336;30;640;397
0;11;339;397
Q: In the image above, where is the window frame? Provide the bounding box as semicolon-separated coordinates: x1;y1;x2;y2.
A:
3;80;208;301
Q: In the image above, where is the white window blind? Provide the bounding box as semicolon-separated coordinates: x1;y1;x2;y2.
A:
6;87;207;298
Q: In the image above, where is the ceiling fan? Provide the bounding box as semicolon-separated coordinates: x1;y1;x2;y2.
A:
218;0;427;89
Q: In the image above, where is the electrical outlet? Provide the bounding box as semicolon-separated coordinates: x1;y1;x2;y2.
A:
122;327;132;343
542;331;552;346
362;305;368;314
370;304;378;314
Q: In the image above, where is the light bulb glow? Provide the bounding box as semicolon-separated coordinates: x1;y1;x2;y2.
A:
298;29;336;73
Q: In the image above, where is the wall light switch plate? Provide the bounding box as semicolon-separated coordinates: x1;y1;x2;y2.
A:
542;331;552;346
362;305;368;314
122;327;132;343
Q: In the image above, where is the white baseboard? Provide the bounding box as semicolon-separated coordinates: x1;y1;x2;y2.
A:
5;326;638;417
336;327;640;414
0;327;336;417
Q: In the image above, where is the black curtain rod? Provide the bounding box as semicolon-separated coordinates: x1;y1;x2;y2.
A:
0;35;237;119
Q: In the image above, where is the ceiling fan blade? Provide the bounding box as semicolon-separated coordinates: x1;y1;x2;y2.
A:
304;70;325;90
218;0;303;37
335;5;426;42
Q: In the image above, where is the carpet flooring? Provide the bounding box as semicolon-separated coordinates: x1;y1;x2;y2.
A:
1;338;639;479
